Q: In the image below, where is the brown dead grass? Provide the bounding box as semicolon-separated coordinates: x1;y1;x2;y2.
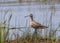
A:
4;33;59;43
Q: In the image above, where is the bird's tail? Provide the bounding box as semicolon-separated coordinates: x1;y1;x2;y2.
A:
44;26;48;28
39;26;48;29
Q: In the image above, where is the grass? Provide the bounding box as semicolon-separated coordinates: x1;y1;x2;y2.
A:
0;13;59;43
5;32;57;43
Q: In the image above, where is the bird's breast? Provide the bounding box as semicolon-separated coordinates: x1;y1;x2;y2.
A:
30;20;37;27
30;20;33;26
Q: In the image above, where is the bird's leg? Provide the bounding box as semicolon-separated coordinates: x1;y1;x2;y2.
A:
34;29;37;35
34;29;37;43
32;29;37;43
33;29;37;38
32;29;37;37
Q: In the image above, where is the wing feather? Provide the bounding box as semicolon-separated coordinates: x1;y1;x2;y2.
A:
31;21;48;29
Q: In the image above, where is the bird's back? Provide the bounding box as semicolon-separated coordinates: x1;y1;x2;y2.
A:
30;20;48;29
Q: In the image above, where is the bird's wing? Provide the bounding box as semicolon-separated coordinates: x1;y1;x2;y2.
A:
32;21;42;27
32;21;48;29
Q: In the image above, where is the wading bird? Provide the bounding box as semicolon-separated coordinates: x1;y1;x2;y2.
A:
25;14;48;34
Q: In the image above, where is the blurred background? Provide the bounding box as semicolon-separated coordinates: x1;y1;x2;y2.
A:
0;0;60;43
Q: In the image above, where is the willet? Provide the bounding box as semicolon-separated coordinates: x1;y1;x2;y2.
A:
25;14;48;34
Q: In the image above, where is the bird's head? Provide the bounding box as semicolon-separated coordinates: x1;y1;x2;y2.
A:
25;13;33;18
29;14;33;17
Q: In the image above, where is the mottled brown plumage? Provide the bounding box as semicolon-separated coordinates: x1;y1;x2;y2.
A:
28;14;48;29
25;14;48;35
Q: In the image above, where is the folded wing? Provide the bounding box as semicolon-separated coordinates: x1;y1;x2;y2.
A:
31;21;48;29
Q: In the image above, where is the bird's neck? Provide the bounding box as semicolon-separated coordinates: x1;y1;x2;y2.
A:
30;16;33;21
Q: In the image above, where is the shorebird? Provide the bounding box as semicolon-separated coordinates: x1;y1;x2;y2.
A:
25;14;48;34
